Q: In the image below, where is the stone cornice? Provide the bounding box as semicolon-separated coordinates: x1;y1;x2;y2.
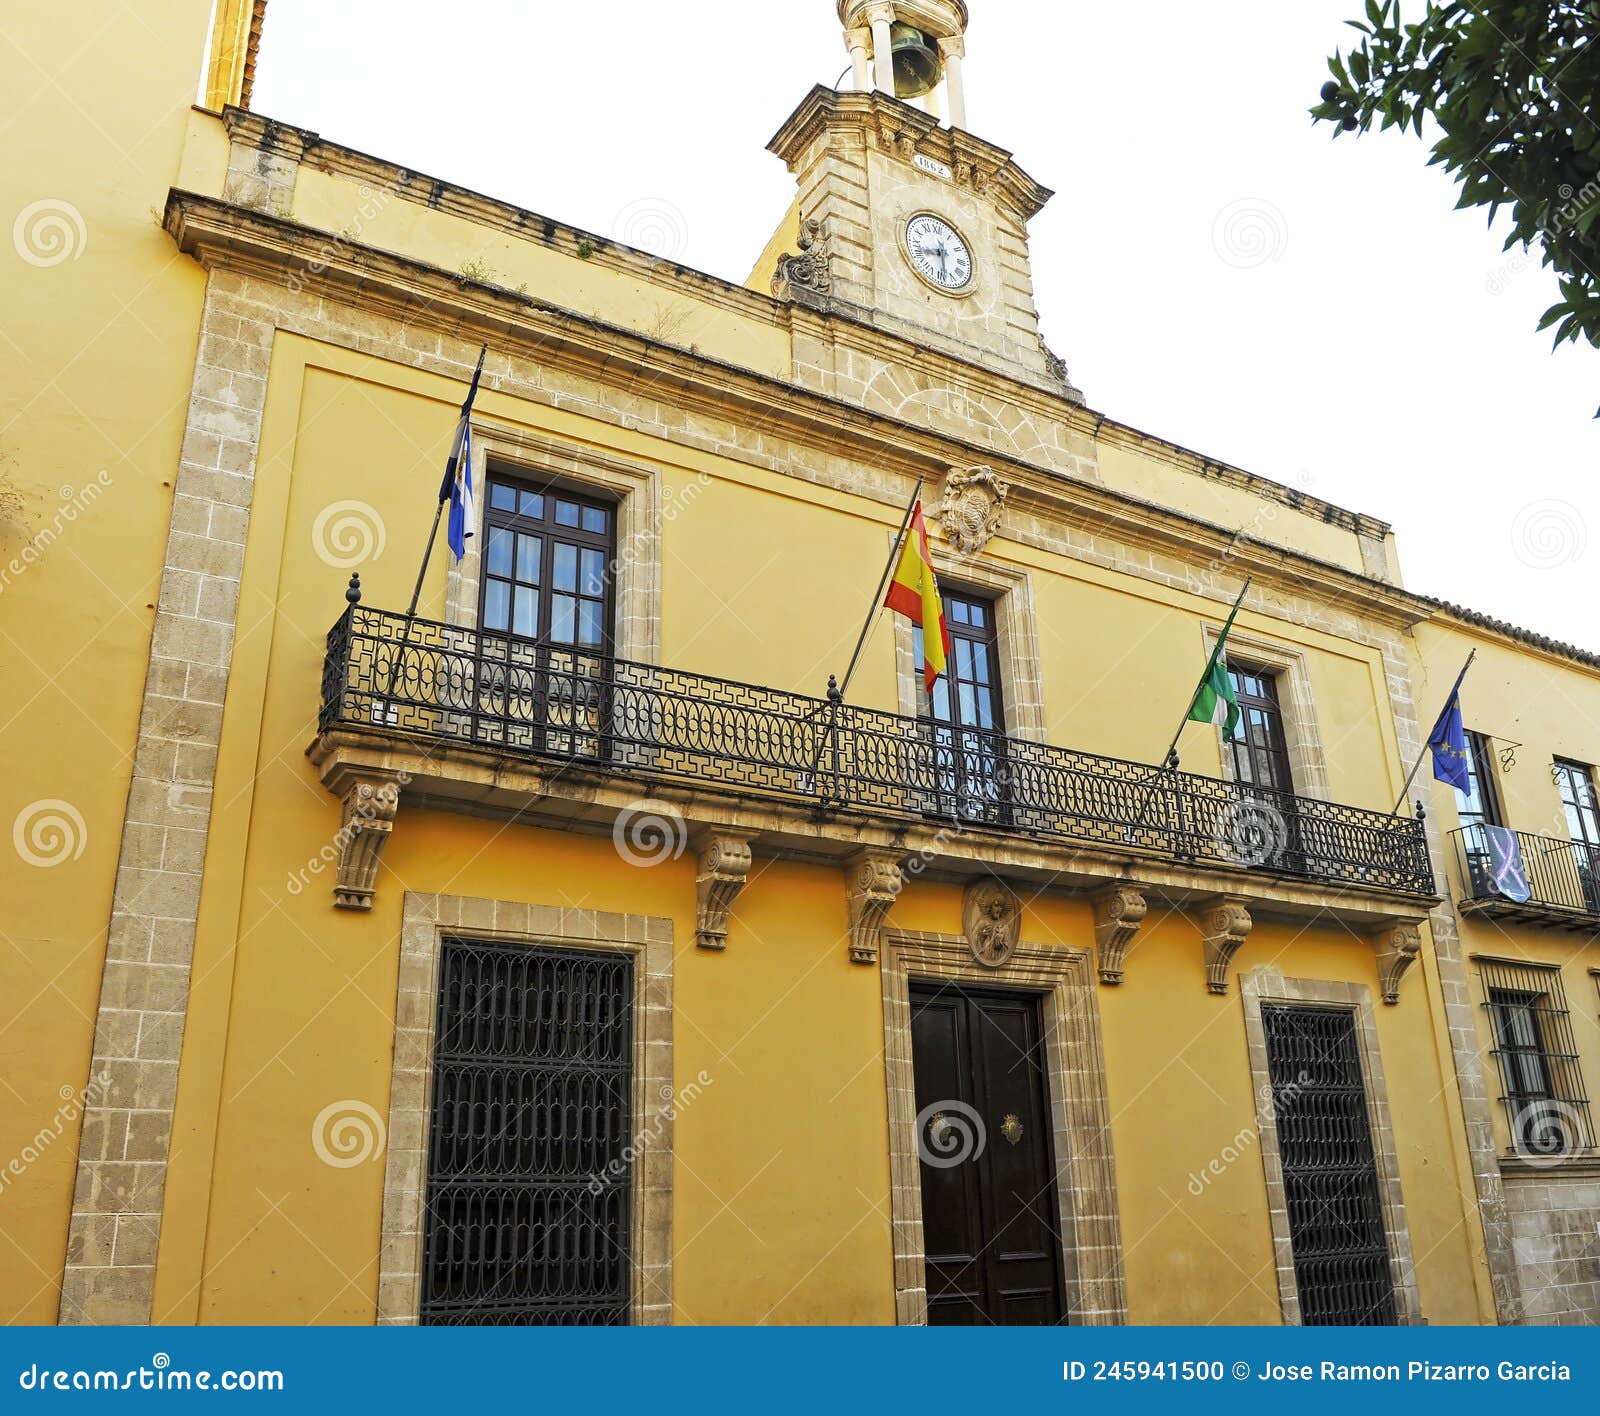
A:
216;104;1390;543
163;189;1429;633
767;86;1054;224
220;106;789;333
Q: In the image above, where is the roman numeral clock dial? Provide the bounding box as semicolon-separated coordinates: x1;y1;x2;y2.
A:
904;213;974;293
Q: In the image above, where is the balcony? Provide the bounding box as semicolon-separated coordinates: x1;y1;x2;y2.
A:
1450;824;1600;930
311;601;1436;941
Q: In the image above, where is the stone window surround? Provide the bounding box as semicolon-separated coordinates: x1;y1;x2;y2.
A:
378;892;675;1326
890;539;1047;742
443;421;663;666
1201;623;1330;800
881;928;1126;1326
1239;967;1424;1326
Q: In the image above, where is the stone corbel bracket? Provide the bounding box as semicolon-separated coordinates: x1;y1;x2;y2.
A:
845;848;906;965
1199;896;1254;995
771;216;832;303
1371;923;1422;1005
694;829;757;951
1092;882;1149;985
328;767;405;911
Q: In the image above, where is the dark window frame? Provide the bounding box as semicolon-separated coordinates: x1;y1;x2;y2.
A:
1554;759;1600;913
1225;666;1295;796
478;470;618;653
914;587;1010;825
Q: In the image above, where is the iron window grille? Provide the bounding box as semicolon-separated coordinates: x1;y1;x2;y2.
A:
1475;956;1596;1159
1260;1004;1398;1325
420;938;635;1326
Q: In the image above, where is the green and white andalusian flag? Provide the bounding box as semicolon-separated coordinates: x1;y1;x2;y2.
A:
1187;597;1244;737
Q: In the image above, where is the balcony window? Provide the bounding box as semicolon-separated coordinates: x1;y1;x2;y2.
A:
914;591;1009;824
1555;759;1600;913
1477;957;1595;1158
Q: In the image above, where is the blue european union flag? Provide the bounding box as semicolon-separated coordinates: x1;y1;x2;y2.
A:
1427;692;1471;794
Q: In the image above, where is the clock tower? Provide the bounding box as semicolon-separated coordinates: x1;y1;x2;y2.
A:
762;2;1078;399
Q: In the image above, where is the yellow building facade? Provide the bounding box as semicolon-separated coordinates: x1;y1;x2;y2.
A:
2;1;1594;1327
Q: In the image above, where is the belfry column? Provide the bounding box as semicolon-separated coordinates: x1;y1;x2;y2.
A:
846;27;871;89
867;3;896;95
939;34;967;128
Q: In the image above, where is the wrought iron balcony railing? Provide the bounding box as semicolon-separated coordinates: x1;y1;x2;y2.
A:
1450;823;1600;925
318;603;1436;898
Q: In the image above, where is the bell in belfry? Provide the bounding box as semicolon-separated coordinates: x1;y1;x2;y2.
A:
888;22;943;97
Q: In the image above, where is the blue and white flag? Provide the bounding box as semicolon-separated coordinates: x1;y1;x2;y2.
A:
444;418;476;562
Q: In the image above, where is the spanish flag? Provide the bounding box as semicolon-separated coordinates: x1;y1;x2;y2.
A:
884;502;950;692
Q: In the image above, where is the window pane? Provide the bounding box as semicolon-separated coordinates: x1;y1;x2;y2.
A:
516;533;542;584
969;603;986;629
972;641;990;684
551;594;576;643
580;547;606;596
949;600;970;626
578;600;604;647
486;527;513;577
955;638;973;677
490;483;516;511
582;505;608;534
519;490;545;517
553;542;578;592
513;586;538;638
555;500;581;528
484;579;510;632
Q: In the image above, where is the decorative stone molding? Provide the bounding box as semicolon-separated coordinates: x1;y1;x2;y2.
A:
328;769;404;911
845;848;905;965
380;894;675;1325
1370;923;1422;1005
961;877;1021;968
1092;882;1149;985
694;830;756;951
1199;896;1254;995
772;217;832;300
882;929;1126;1325
935;464;1009;558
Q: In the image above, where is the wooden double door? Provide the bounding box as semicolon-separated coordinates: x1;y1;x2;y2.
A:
910;983;1066;1325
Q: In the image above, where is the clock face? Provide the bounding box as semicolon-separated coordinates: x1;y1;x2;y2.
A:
904;213;974;292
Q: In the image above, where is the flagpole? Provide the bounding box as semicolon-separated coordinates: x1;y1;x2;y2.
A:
1156;577;1251;770
1390;649;1477;814
1123;577;1251;847
382;345;487;706
835;477;924;701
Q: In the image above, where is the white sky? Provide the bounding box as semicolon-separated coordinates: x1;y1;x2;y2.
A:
254;0;1600;650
